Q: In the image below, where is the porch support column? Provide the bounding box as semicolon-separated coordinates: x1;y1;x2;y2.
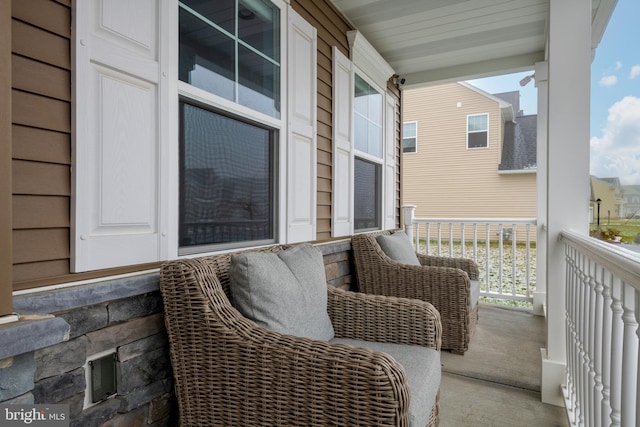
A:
542;0;592;406
534;60;548;317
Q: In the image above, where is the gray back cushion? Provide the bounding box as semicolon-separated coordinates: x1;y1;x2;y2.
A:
376;232;421;266
230;244;335;341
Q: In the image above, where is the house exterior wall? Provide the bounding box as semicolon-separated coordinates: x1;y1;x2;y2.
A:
4;0;401;293
590;177;622;222
402;83;537;240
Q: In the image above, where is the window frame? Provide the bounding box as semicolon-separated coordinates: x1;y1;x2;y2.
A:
168;0;289;258
466;113;489;149
352;68;385;232
402;121;417;153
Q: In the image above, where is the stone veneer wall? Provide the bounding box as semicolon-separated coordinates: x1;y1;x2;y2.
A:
0;240;354;426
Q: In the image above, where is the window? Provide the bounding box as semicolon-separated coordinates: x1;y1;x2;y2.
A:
178;0;280;252
179;0;281;118
354;158;381;230
403;121;417;153
354;73;383;231
179;103;276;251
467;113;488;148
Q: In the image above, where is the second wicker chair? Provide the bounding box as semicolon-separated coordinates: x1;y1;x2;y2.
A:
352;231;480;354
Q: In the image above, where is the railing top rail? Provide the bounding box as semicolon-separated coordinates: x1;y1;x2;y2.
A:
560;229;640;290
413;217;537;225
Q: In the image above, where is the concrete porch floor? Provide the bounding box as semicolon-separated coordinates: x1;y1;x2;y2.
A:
438;303;569;427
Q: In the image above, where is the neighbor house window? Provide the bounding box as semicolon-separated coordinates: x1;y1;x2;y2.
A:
179;0;280;252
467;113;488;148
403;121;417;153
354;73;383;231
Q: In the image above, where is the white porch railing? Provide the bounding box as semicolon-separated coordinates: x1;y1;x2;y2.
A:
561;230;640;427
403;208;537;302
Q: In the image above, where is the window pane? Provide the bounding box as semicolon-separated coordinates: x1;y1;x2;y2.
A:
179;0;281;118
181;0;236;33
403;122;416;138
403;137;416;153
354;158;380;231
179;7;235;101
180;103;275;248
238;0;280;62
238;45;280;117
468;114;488;132
354;74;383;158
468;131;488;148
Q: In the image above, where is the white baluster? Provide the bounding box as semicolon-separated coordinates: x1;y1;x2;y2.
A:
511;224;517;297
620;282;638;427
473;223;478;263
610;277;623;427
426;223;431;256
602;271;613;425
498;224;504;295
526;223;531;298
593;263;604;427
461;223;466;258
448;222;453;257
437;223;442;256
485;224;490;294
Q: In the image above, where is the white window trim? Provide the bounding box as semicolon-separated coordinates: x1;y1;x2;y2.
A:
466;113;489;150
166;0;289;260
403;121;418;154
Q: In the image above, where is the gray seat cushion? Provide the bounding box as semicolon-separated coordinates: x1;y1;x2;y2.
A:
230;244;335;341
376;232;421;266
331;338;440;427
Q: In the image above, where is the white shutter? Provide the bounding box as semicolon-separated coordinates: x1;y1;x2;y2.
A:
286;9;317;243
331;47;354;237
72;0;161;271
384;94;397;229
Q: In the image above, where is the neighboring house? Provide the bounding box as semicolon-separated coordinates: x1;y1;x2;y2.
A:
402;82;537;228
622;185;640;218
590;176;624;222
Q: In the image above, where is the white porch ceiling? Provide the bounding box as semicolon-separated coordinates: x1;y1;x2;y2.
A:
330;0;618;88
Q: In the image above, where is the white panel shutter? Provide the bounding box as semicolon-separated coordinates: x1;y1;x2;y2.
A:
72;0;161;271
384;94;397;229
286;9;317;243
332;47;354;237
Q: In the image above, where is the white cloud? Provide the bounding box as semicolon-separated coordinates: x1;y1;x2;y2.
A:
630;65;640;79
591;96;640;184
599;75;618;87
615;61;623;70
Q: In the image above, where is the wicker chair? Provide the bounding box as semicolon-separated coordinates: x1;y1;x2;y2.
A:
352;231;480;354
160;245;442;426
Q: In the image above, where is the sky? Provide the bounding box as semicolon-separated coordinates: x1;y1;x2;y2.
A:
466;0;640;185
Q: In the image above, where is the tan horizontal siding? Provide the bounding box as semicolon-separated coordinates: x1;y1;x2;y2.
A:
13;228;69;264
11;1;72;290
293;0;353;239
12;18;70;69
12;55;71;101
13;195;69;229
12;124;70;164
402;83;536;223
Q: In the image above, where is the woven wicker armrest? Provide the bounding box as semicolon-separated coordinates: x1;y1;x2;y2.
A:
416;253;480;280
327;286;441;350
